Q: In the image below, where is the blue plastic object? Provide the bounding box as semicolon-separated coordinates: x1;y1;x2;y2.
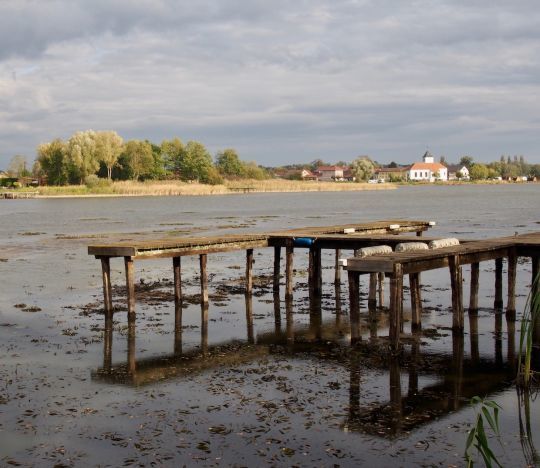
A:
293;237;315;248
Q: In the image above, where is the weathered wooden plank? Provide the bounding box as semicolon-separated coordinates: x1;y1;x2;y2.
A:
285;246;294;299
389;264;403;349
449;255;464;330
101;257;113;329
409;272;421;331
335;249;341;284
124;256;135;320
246;249;254;296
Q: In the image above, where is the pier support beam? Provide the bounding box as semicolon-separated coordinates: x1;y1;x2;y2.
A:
494;258;504;310
507;248;517;316
246;249;254;296
347;271;361;344
173;257;182;330
368;273;378;310
285;246;294;300
409;272;422;331
389;264;403;350
200;254;208;306
273;246;281;293
449;255;464;331
378;272;385;308
124;256;135;321
335;249;341;284
100;257;113;329
309;247;322;297
469;262;479;314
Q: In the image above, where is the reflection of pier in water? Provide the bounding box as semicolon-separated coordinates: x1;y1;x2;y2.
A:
92;294;529;439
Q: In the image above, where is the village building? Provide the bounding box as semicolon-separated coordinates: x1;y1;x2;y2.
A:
447;164;470;180
373;166;410;182
408;151;448;182
317;166;347;181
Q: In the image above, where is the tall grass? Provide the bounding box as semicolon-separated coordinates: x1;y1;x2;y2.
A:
517;270;540;387
517;386;540;467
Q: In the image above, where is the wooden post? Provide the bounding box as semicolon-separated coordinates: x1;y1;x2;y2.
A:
389;264;403;350
309;247;322;297
495;312;503;366
285;246;294;300
368;273;377;310
348;271;361;344
273;291;281;328
273;246;281;293
124;256;135;321
335;249;341;284
285;297;294;345
246;295;254;344
246;249;254;296
507;248;517;316
416;230;423;237
469;311;479;365
389;358;403;435
103;327;113;372
469;262;479;314
173;256;182;330
127;324;136;374
200;254;208;306
409;272;421;331
100;257;113;329
201;303;209;355
448;255;464;331
378;272;385;308
494;258;503;309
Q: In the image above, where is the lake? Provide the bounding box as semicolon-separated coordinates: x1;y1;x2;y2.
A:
1;184;539;466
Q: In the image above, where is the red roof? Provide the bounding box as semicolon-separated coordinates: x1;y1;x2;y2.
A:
410;162;446;171
317;166;346;171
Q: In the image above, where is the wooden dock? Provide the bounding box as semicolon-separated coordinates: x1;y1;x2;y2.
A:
88;219;433;329
345;232;540;349
0;191;38;199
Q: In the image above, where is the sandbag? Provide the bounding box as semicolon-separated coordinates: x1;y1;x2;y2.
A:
355;245;392;257
428;238;460;249
395;242;429;252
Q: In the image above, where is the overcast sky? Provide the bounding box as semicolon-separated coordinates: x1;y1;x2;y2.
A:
1;0;539;169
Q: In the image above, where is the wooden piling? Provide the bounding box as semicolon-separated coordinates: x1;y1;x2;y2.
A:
469;311;479;365
127;325;136;374
285;246;294;299
201;303;209;355
246;249;254;296
507;248;517;315
100;257;113;329
348;271;361;344
469;262;479;314
273;291;281;328
200;254;208;306
368;273;377;309
494;258;503;309
448;255;464;330
273;246;281;293
389;264;403;349
335;249;341;284
409;272;422;331
378;272;385;308
124;256;135;320
246;295;254;344
103;327;112;372
308;247;322;297
173;256;182;329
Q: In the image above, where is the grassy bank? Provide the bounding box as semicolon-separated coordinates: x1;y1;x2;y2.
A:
34;179;397;197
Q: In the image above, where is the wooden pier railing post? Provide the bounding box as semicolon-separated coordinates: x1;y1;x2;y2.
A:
335;249;341;284
507;248;517;317
448;255;464;331
409;272;422;331
246;249;254;296
494;258;504;309
348;270;361;344
273;246;281;293
124;256;136;320
389;264;403;350
368;273;377;309
173;257;182;329
100;257;113;329
199;254;209;306
469;262;479;314
285;246;294;300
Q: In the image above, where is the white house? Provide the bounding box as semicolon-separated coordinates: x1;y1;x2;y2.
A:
317;166;346;181
447;165;470;180
408;152;447;182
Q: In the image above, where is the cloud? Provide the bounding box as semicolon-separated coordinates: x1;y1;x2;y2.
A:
0;0;540;168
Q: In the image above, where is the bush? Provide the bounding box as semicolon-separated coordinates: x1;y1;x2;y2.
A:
85;175;112;189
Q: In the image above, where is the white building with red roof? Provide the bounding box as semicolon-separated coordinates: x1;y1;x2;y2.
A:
317;165;347;181
408;151;447;182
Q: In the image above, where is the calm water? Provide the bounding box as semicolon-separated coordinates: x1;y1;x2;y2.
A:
0;184;539;466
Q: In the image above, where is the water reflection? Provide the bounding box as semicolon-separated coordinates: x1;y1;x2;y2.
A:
91;294;536;442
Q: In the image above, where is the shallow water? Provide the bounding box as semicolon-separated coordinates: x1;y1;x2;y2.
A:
1;184;539;466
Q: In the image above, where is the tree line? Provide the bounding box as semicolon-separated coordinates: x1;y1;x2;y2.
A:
29;130;268;185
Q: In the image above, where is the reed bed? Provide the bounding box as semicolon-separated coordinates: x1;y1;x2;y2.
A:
36;179;396;197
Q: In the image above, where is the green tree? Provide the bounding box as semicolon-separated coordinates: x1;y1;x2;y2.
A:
469;163;489;180
350;156;375;182
66;130;99;184
7;155;29;177
242;161;269;180
36;139;69;185
122;140;154;181
95;131;124;180
181;141;214;182
161;137;185;175
459;155;474;168
215;148;245;177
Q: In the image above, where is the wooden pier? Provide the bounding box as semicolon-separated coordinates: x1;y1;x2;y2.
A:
345;232;540;349
0;191;38;199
